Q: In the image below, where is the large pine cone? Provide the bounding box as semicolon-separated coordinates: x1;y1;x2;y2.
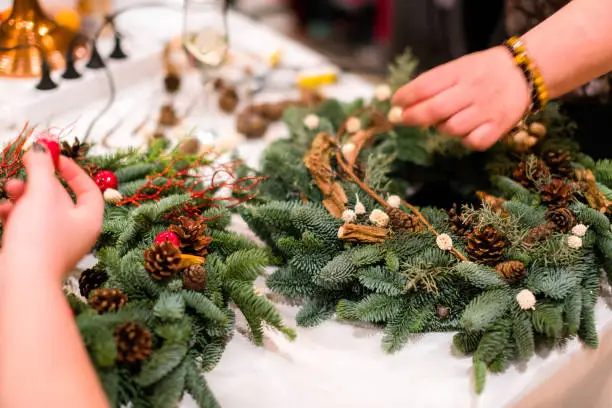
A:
540;179;574;210
543;149;573;179
89;288;127;313
447;204;473;237
465;225;506;266
388;208;424;233
182;264;208;291
495;260;526;283
79;267;108;298
60;138;90;163
545;207;576;233
144;241;183;280
524;222;556;247
114;322;153;366
512;157;550;190
169;216;213;256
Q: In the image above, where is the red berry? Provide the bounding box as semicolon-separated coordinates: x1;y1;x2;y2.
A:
94;170;118;192
154;231;180;247
35;133;60;169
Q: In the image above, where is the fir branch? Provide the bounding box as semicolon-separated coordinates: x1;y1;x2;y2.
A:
476;319;511;365
382;306;435;353
512;310;535;362
460;288;514;332
355;294;404;323
571;202;611;235
525;264;582;300
453;331;482;354
182;292;227;325
400;261;452;295
154;292;186;322
185;361;221;408
149;361;186;408
358;265;405;296
564;289;582;336
491;175;534;203
387;47;419;91
136;344;188;387
531;302;563;339
295;298;336;327
454;262;508;290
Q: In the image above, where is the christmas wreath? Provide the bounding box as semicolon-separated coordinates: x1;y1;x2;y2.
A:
240;52;612;392
0;131;294;408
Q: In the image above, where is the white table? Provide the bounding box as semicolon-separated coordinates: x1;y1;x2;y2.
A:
2;2;612;407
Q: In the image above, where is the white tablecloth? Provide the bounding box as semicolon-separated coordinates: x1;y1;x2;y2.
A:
2;2;612;407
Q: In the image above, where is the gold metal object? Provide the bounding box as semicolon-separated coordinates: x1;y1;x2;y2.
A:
0;0;84;78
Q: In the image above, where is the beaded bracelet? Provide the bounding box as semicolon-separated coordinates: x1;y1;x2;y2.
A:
503;36;548;115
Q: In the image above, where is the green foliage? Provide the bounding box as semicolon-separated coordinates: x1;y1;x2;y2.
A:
595;159;612;186
492;176;534;203
512;311;535;361
454;262;507;290
531;302;563;339
525;264;582;300
388;47;419;91
461;289;514;332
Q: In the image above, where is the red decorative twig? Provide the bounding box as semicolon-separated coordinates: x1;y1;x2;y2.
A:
0;125;32;180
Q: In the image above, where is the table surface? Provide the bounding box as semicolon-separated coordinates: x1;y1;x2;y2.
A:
3;2;612;407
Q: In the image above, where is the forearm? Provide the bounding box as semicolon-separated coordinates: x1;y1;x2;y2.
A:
522;0;612;99
0;262;109;408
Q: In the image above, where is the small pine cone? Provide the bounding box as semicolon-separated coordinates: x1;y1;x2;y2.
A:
182;264;208;291
164;72;181;94
144;241;183;280
218;87;239;113
436;305;450;319
447;204;473;237
89;288;127;313
78;267;108;298
495;260;527;283
465;225;506;266
168;216;213;257
388;208;424;233
512;158;550;190
543;148;573;179
0;178;6;198
524;222;556;247
540;179;574;210
545;207;576;233
114;322;153;366
60;138;90;162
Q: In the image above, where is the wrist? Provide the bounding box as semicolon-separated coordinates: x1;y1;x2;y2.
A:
0;253;63;286
495;45;532;115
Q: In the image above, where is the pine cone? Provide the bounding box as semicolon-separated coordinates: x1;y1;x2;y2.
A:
144;241;183;280
114;322;153;365
79;267;108;298
218;87;239;113
545;207;576;233
60;138;90;162
465;225;506;266
540;179;574;210
495;260;527;283
164;73;181;94
524;222;556;247
447;204;473;237
388;208;424;232
543;148;573;179
512;158;550;190
168;216;213;257
0;178;6;198
182;264;208;291
89;288;127;313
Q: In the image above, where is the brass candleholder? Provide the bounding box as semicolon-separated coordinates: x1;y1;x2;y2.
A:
0;0;84;78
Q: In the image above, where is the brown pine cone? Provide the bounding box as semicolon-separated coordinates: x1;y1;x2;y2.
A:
543;149;573;179
218;87;239;113
436;305;450;319
114;322;153;366
447;204;473;237
524;222;556;247
79;267;108;299
545;207;576;233
512;158;550;190
236;109;269;139
465;225;506;266
182;264;208;291
495;260;527;283
164;73;181;94
0;178;6;198
159;104;179;127
60;138;90;162
540;179;574;210
89;288;127;313
388;208;424;233
169;216;213;257
144;241;183;280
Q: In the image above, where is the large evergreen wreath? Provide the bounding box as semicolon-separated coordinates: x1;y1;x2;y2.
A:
240;52;612;392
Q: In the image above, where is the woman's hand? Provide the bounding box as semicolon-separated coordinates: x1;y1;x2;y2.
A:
392;46;532;150
0;143;104;281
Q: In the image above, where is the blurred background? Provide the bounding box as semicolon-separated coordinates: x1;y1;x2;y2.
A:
231;0;504;77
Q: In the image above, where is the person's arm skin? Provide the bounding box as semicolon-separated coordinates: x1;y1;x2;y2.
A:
392;0;612;150
0;146;108;408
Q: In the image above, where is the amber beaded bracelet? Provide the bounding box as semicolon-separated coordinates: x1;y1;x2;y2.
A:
503;36;548;115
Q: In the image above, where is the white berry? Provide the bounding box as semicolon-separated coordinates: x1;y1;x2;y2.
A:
567;235;583;249
303;114;320;130
337;226;345;239
341;143;356;158
436;234;453;251
571;224;588;237
375;84;392;101
516;289;536;310
387;195;401;209
342;209;356;223
388;106;404;124
345;117;361;133
369;209;390;227
103;188;123;204
354;194;366;215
